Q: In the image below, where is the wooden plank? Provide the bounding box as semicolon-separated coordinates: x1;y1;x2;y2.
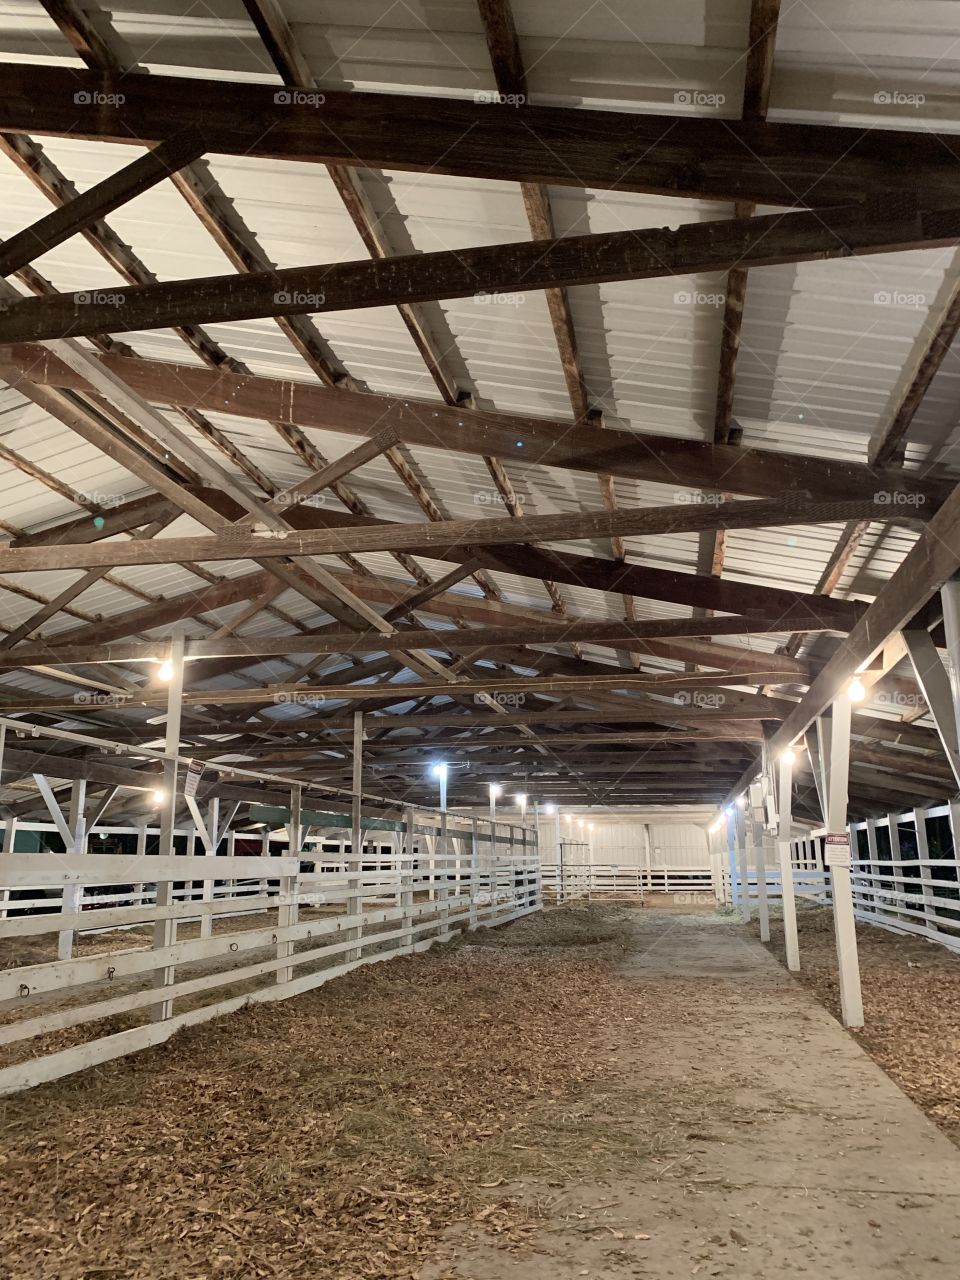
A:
3;202;959;343
0;854;298;888
3;611;843;669
0;495;922;574
17;348;950;507
2;62;959;207
0;128;206;276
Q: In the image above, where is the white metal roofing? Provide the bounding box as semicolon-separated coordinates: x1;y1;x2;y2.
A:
0;0;956;711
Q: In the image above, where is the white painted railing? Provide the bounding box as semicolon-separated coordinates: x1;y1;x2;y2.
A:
0;813;540;1096
724;801;960;954
541;862;715;903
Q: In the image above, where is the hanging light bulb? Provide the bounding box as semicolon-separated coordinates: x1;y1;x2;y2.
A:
848;676;866;702
157;658;174;681
781;748;796;765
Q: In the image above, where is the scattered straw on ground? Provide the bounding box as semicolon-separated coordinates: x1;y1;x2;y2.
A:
0;905;669;1280
758;906;960;1142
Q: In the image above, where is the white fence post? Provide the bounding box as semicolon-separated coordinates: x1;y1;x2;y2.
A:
152;625;186;1023
825;690;864;1029
777;755;800;971
277;784;300;986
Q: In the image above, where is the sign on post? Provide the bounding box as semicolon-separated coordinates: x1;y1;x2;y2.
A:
824;831;851;869
184;759;204;800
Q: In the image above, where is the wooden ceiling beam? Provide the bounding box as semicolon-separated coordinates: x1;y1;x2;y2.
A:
4;203;959;344
0;494;911;575
4;612;843;670
3;62;959;207
17;347;949;507
0;127;206;277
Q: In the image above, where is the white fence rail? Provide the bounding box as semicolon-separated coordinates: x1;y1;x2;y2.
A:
541;862;715;903
0;813;540;1096
723;801;960;954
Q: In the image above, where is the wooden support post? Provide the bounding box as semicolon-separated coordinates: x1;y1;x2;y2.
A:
777;754;800;971
198;797;219;939
863;817;880;914
750;779;770;942
736;802;750;921
260;825;270;897
437;803;450;941
402;804;415;953
725;809;737;908
348;711;363;961
825;688;865;1028
56;779;87;961
488;817;498;916
887;812;908;927
277;783;301;985
226;828;236;898
913;806;938;934
0;810;14;921
469;816;480;928
940;580;960;751
133;819;147;909
152;625;186;1022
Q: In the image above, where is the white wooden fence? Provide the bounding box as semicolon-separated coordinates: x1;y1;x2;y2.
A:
724;802;960;954
0;812;540;1096
541;861;715;903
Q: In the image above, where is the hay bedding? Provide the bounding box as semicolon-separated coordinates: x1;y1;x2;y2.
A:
758;907;960;1141
0;908;653;1280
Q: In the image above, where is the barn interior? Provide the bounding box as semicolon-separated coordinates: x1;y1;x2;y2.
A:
2;2;960;1277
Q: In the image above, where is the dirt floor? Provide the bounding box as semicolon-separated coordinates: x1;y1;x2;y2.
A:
757;902;960;1141
2;904;960;1279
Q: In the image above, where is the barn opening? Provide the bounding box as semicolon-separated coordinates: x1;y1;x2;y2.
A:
2;1;960;1276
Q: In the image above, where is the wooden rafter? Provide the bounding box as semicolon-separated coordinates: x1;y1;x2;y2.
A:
15;347;952;507
4;203;959;343
0;494;922;574
3;62;960;207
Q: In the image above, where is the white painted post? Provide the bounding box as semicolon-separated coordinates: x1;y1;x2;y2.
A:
488;816;498;917
750;780;770;942
0;726;7;921
437;786;450;942
940;580;960;750
826;688;864;1028
887;813;908;927
401;804;415;952
348;711;363;961
259;825;270;898
725;808;737;908
152;625;186;1023
226;828;236;899
132;819;147;909
57;779;87;961
912;807;938;934
469;816;480;928
777;755;800;971
0;813;15;921
277;784;300;985
736;801;751;922
198;797;218;940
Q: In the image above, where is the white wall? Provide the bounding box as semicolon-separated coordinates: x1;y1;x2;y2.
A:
538;815;709;868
